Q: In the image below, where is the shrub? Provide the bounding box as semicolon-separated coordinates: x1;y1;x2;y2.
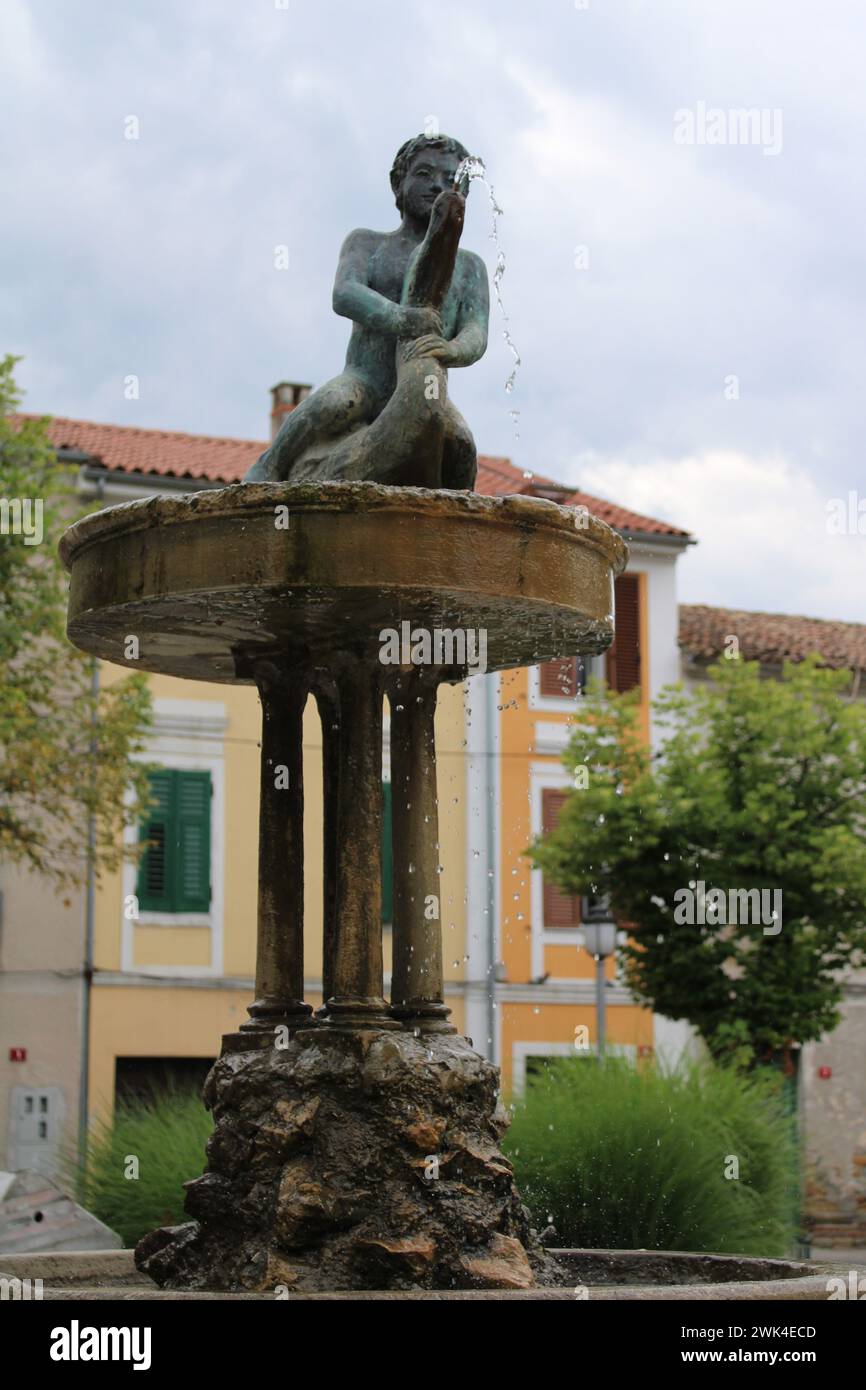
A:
503;1056;800;1254
69;1086;212;1247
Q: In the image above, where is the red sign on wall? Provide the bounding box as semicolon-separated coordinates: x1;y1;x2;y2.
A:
9;1047;27;1062
818;1065;832;1079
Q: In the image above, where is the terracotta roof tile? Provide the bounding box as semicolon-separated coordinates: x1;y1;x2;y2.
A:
564;486;689;539
680;603;866;672
14;413;690;539
476;453;690;538
32;415;260;483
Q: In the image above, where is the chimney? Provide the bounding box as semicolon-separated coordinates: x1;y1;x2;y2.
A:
270;381;312;439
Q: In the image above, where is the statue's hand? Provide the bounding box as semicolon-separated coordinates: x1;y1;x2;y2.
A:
400;334;453;363
396;305;442;340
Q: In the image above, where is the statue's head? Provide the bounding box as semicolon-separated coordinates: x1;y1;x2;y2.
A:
390;133;472;219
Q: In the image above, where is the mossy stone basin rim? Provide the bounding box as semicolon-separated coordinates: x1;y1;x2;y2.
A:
59;481;627;683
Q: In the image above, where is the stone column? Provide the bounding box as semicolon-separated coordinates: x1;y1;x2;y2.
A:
313;680;339;1015
388;670;453;1031
326;657;398;1028
241;658;312;1035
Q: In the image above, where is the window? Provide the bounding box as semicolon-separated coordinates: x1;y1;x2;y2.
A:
115;1057;215;1104
536;575;642;701
536;654;600;702
525;1054;594;1085
381;779;393;925
137;768;212;914
606;573;641;693
539;656;580;699
541;787;581;928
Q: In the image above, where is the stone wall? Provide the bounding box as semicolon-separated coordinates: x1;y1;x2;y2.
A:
801;979;866;1244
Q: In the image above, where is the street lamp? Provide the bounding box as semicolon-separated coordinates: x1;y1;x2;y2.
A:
581;896;617;1063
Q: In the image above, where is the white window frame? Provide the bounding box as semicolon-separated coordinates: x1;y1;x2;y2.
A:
122;699;227;978
512;1040;637;1096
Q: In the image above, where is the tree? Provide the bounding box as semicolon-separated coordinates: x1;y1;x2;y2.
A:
0;354;153;885
528;658;866;1068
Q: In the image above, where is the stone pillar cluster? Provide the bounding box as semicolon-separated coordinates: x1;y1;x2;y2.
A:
236;652;453;1045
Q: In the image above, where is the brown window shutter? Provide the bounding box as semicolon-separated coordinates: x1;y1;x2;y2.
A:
606;573;641;693
541;788;581;928
539;657;579;699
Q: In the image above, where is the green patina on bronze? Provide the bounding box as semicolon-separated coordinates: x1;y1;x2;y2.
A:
245;134;489;489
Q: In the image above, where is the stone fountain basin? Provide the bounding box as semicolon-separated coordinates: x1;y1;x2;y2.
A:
2;1248;840;1301
59;481;627;680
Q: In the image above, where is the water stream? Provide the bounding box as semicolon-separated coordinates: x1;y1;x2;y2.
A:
454;156;522;444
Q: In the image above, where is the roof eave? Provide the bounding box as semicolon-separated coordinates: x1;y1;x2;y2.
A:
615;528;695;550
74;459;224;494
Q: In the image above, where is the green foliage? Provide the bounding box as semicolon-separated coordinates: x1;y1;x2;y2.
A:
0;353;154;885
70;1088;212;1247
528;661;866;1061
504;1056;800;1254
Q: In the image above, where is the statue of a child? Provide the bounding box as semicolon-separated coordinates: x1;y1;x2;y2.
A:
245;133;489;490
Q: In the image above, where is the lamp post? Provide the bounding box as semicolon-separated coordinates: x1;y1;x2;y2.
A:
581;897;617;1063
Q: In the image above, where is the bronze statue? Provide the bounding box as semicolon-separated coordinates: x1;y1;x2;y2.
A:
245;134;489;490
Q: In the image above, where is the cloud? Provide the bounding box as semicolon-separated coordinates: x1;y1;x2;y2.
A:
578;448;865;623
2;0;864;624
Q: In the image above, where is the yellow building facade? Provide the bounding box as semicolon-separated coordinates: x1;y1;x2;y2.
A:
494;612;653;1095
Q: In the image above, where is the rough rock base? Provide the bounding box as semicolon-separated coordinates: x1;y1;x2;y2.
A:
135;1027;562;1292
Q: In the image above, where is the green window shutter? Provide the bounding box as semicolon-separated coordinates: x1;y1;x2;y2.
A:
174;771;212;913
381;779;393;925
137;770;174;911
137;769;212;914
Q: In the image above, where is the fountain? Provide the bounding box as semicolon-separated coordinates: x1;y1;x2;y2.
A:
56;135;826;1298
61;483;622;1294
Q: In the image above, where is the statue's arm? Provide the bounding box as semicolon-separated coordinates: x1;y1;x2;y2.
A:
332;230;439;339
448;254;489;366
402;252;489;367
332;230;399;335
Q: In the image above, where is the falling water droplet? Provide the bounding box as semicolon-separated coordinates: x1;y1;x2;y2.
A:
454;154;521;442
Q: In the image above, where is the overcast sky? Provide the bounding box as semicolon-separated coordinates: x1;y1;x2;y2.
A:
3;0;864;621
